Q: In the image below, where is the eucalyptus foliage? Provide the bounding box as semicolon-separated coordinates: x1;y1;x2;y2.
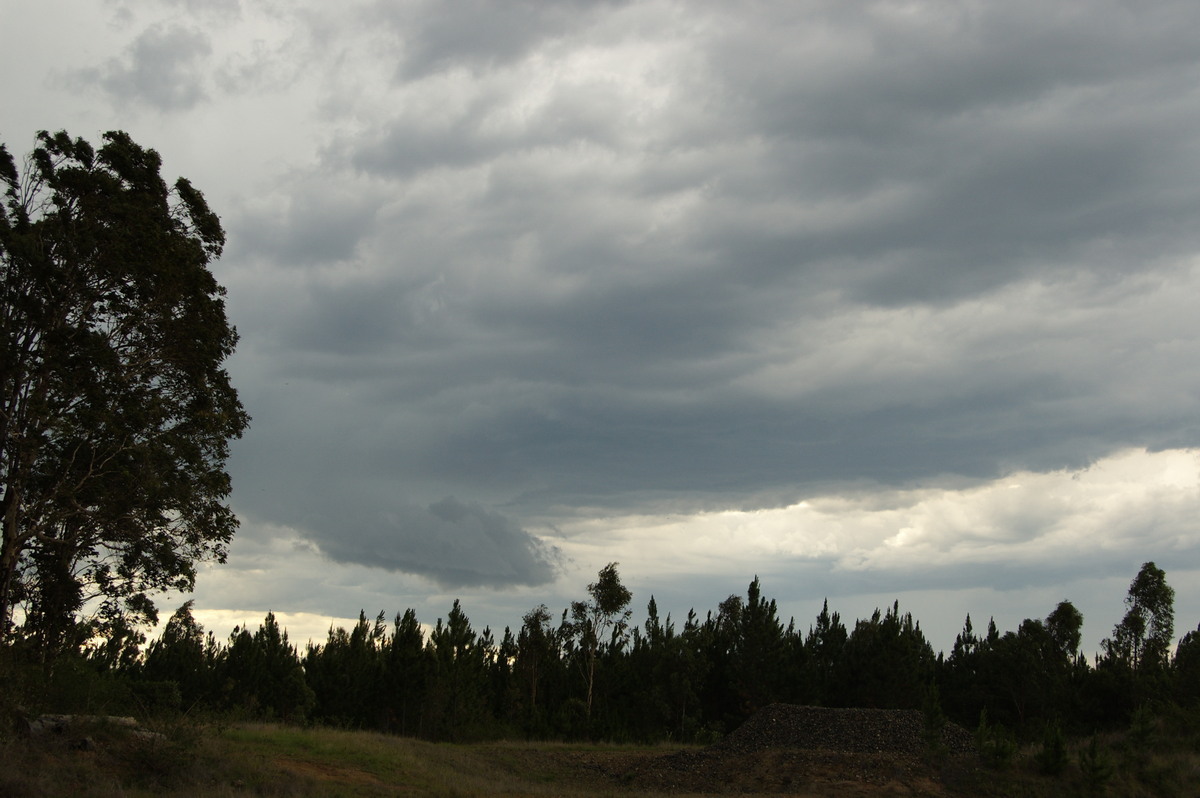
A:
0;130;248;651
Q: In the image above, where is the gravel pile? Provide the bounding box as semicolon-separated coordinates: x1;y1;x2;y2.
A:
713;703;976;757
570;704;978;794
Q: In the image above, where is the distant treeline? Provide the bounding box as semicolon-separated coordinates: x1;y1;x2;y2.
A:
7;561;1200;744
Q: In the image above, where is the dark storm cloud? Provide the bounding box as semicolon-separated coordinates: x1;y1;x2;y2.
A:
403;375;1167;512
226;389;560;589
221;349;563;589
231;186;381;269
309;497;559;589
215;0;1200;588
690;7;1200;303
73;24;212;110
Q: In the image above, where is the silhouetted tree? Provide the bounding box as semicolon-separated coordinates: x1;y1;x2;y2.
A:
305;611;387;727
384;608;427;735
569;562;632;722
806;598;848;705
425;600;489;740
515;604;555;732
1174;622;1200;706
142;600;209;707
1103;562;1174;672
839;601;935;709
729;577;788;715
1046;600;1084;662
1;131;248;646
221;612;312;720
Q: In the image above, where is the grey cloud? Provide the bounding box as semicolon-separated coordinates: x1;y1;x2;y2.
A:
412;388;1108;512
706;2;1200;141
795;549;1200;610
321;496;560;589
222;372;561;588
106;0;241;19
241;478;560;589
365;0;625;78
215;41;305;95
347;121;497;180
159;0;241;16
231;188;380;268
333;0;1200;335
76;24;212;110
686;4;1200;304
213;0;1200;589
342;89;629;180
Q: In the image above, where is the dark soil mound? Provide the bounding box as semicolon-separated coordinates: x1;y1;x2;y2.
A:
715;703;976;757
567;704;979;795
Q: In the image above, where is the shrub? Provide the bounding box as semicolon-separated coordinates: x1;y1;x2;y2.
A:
976;708;1017;770
1078;735;1114;795
1033;719;1068;776
1125;703;1158;751
922;683;947;754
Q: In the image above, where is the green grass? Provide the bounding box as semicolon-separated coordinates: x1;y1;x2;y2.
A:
3;716;1199;797
0;720;686;798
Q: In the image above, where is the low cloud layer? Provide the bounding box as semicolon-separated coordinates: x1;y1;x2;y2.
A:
311;497;559;589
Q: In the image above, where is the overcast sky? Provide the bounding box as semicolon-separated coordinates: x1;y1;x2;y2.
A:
4;0;1200;655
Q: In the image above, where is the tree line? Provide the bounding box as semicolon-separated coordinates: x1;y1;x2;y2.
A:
20;559;1195;745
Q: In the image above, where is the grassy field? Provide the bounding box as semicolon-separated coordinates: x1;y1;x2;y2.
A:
1;720;686;798
3;717;1198;797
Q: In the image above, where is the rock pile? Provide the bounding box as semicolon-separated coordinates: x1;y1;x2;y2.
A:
569;704;981;794
21;714;166;749
714;703;975;757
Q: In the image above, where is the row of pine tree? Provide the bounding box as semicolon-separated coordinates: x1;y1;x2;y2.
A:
71;561;1200;743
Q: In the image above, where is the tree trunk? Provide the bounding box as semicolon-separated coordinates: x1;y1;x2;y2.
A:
585;646;596;720
0;486;22;636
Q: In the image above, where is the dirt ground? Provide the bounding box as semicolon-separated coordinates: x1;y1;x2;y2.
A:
504;745;987;797
464;706;994;796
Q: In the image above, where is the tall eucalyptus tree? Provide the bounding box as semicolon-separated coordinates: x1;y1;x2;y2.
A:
0;130;248;649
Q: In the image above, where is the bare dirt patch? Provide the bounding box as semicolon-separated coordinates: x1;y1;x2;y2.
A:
562;746;969;796
273;756;388;786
